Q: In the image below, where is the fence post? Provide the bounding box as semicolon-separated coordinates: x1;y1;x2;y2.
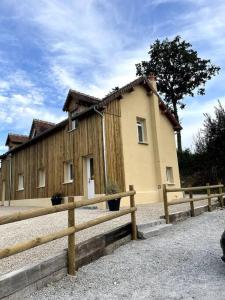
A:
129;185;137;240
206;183;212;212
163;184;169;224
218;182;223;208
189;186;195;217
68;196;75;276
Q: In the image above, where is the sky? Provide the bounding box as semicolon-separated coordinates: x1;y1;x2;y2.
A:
0;0;225;154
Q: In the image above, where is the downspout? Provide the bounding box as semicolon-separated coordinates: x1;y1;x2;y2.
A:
9;153;12;207
93;106;107;192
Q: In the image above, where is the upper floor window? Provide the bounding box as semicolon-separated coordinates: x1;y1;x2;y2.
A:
136;117;147;143
64;161;74;183
69;110;78;131
166;167;174;184
71;118;78;130
38;168;45;188
32;129;37;138
18;174;24;191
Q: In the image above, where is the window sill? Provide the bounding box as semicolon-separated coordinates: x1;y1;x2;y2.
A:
138;141;148;145
166;182;175;186
68;128;77;133
37;186;45;189
17;188;24;192
63;180;74;185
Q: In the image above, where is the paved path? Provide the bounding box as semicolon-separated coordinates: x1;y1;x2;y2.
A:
28;210;225;300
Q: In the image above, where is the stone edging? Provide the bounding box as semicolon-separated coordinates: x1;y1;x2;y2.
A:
0;223;132;300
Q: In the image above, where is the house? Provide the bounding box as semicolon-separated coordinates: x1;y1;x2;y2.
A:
0;75;182;207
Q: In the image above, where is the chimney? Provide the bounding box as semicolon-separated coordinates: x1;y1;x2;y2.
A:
147;73;157;90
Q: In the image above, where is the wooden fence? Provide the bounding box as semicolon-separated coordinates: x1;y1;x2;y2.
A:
0;185;137;276
163;183;225;224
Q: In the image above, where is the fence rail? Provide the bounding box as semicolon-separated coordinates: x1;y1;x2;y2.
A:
163;183;224;224
0;185;137;276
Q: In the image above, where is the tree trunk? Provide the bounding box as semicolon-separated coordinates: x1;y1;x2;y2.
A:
172;101;182;153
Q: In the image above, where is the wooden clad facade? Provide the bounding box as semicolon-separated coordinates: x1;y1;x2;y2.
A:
0;76;182;206
0;98;125;202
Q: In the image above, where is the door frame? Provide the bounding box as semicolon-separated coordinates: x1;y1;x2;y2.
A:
83;156;95;199
1;180;5;206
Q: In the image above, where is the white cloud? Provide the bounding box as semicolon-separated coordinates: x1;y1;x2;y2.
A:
0;145;7;153
180;96;225;150
0;0;225;153
7;0;149;97
0;67;65;139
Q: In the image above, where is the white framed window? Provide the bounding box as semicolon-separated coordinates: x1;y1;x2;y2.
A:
32;129;37;138
71;119;77;130
136;117;147;143
18;174;24;191
38;168;45;188
166;167;174;184
64;161;74;183
69;110;78;131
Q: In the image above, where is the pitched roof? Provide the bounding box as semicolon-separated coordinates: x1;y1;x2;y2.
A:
63;89;100;112
1;119;68;159
1;76;182;158
74;76;182;131
5;134;30;146
29;119;56;138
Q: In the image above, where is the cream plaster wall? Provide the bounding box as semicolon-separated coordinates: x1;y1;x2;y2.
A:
120;85;181;205
120;86;160;204
159;112;182;201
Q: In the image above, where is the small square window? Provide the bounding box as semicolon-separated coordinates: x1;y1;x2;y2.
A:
18;174;24;191
64;161;74;183
136;118;147;143
166;167;174;184
70;110;78;131
71;119;77;130
38;169;45;188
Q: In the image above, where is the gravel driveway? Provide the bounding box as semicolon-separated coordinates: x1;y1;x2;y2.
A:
28;209;225;300
0;197;219;275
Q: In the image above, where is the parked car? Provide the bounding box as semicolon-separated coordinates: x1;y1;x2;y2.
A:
220;230;225;262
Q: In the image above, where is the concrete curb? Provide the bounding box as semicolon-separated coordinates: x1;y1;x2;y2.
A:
0;223;132;300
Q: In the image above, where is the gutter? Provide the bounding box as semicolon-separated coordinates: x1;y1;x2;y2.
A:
93;106;108;192
9;153;12;206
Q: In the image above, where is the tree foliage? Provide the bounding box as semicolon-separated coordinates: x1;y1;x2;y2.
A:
195;101;225;182
136;36;220;152
179;102;225;186
105;86;119;97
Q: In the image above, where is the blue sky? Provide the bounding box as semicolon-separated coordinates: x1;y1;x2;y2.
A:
0;0;225;154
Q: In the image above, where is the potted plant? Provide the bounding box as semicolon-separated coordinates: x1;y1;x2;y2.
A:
106;183;121;211
51;192;64;206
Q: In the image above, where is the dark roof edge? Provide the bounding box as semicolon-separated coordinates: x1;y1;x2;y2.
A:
74;76;182;131
0;119;68;159
63;89;101;112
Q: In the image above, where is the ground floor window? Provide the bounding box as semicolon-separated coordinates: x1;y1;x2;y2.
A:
18;174;24;191
64;161;74;183
38;168;45;187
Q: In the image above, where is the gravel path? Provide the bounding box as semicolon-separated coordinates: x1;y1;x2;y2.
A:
0;197;219;275
28;209;225;300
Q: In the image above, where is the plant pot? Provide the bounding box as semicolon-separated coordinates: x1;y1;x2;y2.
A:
51;196;62;206
108;198;121;211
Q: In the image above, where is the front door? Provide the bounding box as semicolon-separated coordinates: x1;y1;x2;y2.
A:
87;158;95;199
1;181;5;206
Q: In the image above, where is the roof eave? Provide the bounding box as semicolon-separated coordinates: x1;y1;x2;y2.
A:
0;119;68;159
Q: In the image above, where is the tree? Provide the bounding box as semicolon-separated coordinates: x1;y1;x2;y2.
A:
105;86;120;97
194;101;225;183
136;36;220;152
